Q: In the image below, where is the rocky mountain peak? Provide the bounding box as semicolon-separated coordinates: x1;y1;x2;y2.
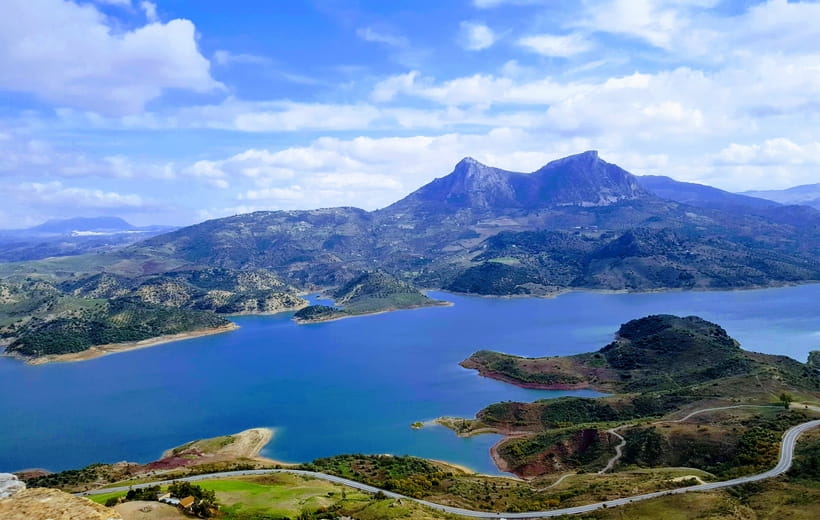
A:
453;156;492;176
530;150;649;206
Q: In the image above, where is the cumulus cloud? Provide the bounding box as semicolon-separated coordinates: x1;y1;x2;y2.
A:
715;139;820;166
14;181;146;208
518;33;592;57
577;0;687;49
0;0;222;115
140;1;157;22
459;21;497;50
0;131;175;180
182;129;595;212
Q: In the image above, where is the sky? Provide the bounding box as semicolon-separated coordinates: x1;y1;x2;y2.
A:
1;0;819;228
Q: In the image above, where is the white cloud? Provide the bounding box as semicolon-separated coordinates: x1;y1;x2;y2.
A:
726;0;820;56
715;139;820;166
15;181;146;208
472;0;543;7
0;130;176;180
459;21;497;51
579;0;683;49
239;186;305;202
232;103;382;132
518;33;592;57
0;0;222;115
213;50;272;66
356;27;408;47
140;1;157;22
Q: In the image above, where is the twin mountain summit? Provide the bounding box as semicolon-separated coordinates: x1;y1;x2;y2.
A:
125;150;818;295
8;150;819;295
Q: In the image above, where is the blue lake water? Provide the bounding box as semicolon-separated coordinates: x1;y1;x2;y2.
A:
1;285;818;474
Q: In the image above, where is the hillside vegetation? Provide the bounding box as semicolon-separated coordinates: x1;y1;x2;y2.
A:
0;267;306;360
294;270;446;323
454;315;820;478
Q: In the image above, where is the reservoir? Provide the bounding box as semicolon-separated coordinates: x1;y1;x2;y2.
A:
0;284;818;474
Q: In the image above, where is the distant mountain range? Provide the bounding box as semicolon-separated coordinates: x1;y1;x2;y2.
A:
635;175;779;212
743;183;820;210
123;151;818;295
0;217;176;262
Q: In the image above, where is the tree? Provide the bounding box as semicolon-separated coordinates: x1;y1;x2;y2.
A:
779;392;794;409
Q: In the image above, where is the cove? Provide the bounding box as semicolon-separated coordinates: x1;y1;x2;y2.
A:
0;284;818;474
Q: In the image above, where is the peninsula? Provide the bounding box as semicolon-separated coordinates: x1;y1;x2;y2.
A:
293;270;449;323
451;315;820;478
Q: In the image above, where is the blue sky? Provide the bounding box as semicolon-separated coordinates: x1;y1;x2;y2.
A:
1;0;819;227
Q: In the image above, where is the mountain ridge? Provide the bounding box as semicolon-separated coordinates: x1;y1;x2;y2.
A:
5;152;819;297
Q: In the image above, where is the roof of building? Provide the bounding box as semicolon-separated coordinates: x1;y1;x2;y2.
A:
179;496;195;508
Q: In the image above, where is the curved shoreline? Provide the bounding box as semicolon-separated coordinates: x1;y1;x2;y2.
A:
15;323;239;365
79;417;820;518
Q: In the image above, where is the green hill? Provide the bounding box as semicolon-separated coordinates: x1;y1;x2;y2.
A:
463;315;818;395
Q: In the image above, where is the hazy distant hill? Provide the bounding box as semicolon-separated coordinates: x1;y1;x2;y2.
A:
0;217;176;262
27;216;135;235
636;175;779;213
743;183;820;210
129;151;819;294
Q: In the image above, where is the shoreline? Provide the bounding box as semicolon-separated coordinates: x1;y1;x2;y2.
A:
440;279;820;300
16;323;239;365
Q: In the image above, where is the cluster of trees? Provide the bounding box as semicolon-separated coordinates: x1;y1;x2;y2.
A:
25;463;123;490
8;298;228;356
467;351;582;386
169;481;218;517
498;428;607;474
304;454;450;498
102;481;219;517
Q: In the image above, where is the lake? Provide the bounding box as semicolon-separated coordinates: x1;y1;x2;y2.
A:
1;284;818;474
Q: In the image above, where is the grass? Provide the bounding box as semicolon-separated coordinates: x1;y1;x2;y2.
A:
171;435;235;456
199;474;458;519
88;490;128;505
487;257;522;266
563;479;820;520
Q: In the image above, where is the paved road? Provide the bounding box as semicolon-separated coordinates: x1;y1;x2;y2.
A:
671;404;777;423
81;418;820;519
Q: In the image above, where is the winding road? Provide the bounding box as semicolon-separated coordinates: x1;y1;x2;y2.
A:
81;416;820;519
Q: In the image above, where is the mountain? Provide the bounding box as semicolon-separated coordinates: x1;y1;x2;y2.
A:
637;175;779;212
27;216;136;235
386;151;648;214
388;157;524;212
743;183;820;210
523;150;648;207
7;152;820;296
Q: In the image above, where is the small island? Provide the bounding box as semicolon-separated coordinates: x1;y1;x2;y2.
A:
294;270;449;323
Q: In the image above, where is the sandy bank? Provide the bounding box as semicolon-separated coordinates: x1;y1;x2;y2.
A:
294;300;453;325
21;323;238;365
162;427;273;460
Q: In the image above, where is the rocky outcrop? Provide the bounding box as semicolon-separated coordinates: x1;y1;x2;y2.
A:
0;487;122;520
0;474;25;499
